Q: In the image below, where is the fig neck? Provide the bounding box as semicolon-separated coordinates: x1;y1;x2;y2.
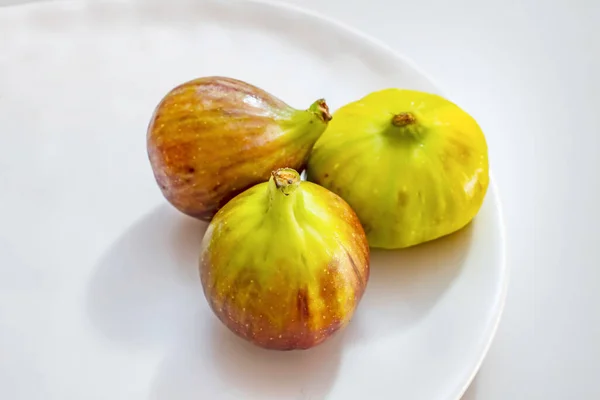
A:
281;99;330;146
384;111;426;141
267;168;304;223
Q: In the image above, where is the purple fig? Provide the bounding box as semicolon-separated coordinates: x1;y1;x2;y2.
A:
200;168;370;350
147;76;331;221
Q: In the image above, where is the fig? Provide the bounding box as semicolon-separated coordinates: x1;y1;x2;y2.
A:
306;89;489;249
199;168;369;350
147;76;331;221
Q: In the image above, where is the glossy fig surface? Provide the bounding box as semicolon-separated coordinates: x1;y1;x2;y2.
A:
147;76;331;221
200;168;369;350
307;89;489;249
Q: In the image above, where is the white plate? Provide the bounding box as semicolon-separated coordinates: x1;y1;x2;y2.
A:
0;1;507;399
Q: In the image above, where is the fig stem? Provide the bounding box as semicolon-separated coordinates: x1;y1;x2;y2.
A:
387;111;425;140
267;168;303;221
391;112;416;127
309;99;332;123
271;168;301;196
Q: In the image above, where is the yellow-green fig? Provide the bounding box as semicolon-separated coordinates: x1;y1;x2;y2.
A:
200;168;369;350
306;89;489;249
147;76;331;221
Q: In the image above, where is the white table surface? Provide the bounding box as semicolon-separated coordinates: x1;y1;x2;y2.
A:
1;0;598;399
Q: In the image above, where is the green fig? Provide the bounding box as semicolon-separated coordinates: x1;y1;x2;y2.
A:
147;76;332;221
200;168;369;350
307;89;489;249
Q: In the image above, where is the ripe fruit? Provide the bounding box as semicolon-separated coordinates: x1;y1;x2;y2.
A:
199;168;369;350
307;89;489;249
147;76;331;221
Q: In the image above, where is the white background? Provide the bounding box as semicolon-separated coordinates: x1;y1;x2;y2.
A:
0;0;598;399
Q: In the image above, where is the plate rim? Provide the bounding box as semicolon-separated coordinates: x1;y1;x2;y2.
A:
0;0;510;398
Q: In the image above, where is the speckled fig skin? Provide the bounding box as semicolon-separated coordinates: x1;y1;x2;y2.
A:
147;76;331;221
200;168;369;350
307;89;489;249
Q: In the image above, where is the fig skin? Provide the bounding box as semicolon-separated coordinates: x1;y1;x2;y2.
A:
147;76;331;221
306;89;489;249
199;168;369;350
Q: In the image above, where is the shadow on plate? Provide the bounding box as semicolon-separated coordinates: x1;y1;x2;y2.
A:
151;314;344;400
349;223;474;343
85;204;208;347
148;222;472;400
86;200;473;397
